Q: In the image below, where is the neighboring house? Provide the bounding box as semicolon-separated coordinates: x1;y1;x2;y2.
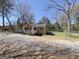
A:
22;24;47;35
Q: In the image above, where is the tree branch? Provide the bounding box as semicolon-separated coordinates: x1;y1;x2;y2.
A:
52;0;67;11
70;0;76;14
49;6;68;16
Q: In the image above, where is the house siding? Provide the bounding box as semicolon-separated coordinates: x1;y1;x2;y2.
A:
22;24;47;35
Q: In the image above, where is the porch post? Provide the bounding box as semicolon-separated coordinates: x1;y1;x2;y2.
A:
31;26;34;34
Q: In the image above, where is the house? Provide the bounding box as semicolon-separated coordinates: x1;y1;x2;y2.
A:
22;24;47;35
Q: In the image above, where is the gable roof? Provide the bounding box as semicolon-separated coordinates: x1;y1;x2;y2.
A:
33;24;46;27
23;23;46;27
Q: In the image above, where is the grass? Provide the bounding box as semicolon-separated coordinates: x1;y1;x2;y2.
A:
0;29;3;31
53;32;66;36
52;31;79;41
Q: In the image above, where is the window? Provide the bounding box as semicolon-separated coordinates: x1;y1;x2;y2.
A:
34;27;36;30
25;27;28;30
40;27;43;30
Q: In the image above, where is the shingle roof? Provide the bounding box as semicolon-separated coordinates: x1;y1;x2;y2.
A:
23;24;46;27
32;24;46;27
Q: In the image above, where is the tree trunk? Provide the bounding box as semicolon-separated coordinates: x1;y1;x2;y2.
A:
2;6;5;29
67;16;71;36
2;14;5;27
5;14;14;32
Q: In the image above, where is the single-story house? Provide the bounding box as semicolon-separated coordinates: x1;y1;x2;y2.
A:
22;24;47;35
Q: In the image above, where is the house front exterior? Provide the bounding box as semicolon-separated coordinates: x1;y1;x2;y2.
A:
22;24;47;35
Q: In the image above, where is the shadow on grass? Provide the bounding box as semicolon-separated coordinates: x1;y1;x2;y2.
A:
70;35;79;38
46;31;55;36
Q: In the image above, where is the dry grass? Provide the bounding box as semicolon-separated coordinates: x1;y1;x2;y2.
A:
28;35;79;42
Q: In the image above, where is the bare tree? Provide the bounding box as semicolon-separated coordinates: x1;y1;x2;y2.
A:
58;15;68;31
71;3;79;16
16;2;35;25
0;0;14;31
48;0;76;36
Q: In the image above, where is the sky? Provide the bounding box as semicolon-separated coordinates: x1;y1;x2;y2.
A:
27;0;59;22
28;0;50;20
0;0;79;25
0;0;54;25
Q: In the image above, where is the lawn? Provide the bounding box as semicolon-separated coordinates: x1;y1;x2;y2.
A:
53;32;66;36
52;31;79;41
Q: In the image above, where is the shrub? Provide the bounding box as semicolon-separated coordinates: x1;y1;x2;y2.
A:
34;33;43;36
46;31;55;35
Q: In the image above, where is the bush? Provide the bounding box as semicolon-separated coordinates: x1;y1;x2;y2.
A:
46;31;55;35
34;33;43;36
